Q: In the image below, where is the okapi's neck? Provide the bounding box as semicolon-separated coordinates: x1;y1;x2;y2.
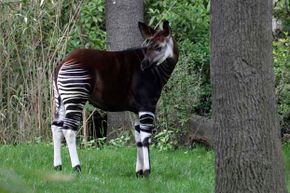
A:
123;47;146;63
125;40;178;87
154;38;179;86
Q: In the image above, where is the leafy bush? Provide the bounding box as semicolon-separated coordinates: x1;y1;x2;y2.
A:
273;34;290;130
273;0;290;32
69;0;106;51
0;0;80;143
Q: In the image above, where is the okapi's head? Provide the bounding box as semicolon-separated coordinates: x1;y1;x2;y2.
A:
138;20;176;71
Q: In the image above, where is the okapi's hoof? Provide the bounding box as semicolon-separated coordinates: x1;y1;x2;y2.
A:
136;170;143;178
143;169;150;178
73;165;81;173
54;165;62;171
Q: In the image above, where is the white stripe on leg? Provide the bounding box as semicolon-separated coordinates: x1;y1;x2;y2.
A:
135;129;144;172
63;129;80;167
142;146;150;171
140;131;151;172
52;125;63;167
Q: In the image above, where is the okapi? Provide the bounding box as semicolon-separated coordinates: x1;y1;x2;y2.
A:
51;20;179;177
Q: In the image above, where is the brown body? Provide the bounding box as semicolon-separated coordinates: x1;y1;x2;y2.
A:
55;44;178;114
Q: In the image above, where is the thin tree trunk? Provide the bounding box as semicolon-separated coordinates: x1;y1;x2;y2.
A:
82;110;88;143
105;0;144;138
210;0;287;192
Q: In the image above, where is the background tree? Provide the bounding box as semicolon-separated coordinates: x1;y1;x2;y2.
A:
105;0;144;137
211;0;287;192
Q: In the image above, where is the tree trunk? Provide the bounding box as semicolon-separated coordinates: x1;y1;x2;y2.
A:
105;0;144;138
210;0;287;193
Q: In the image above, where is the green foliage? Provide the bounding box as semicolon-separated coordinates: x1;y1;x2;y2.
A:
273;34;290;129
0;0;81;143
274;0;290;32
108;131;131;147
152;129;176;151
69;0;106;51
0;1;106;144
146;0;209;43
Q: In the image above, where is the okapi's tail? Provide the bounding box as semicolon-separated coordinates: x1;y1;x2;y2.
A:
52;62;63;120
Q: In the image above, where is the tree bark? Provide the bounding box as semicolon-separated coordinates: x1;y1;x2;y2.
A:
105;0;144;138
210;0;287;193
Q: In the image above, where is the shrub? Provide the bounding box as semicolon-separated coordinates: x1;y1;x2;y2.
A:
273;34;290;131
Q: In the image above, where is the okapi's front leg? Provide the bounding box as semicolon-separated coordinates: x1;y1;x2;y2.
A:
137;112;155;177
134;122;144;177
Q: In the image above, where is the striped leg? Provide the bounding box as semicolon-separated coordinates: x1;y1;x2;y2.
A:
134;121;144;177
138;111;155;177
51;84;65;170
62;129;80;171
61;103;87;172
57;62;91;172
51;123;63;170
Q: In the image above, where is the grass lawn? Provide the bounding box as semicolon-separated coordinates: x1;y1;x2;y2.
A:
0;142;289;193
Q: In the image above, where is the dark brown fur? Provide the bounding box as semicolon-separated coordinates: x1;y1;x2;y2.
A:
54;24;178;114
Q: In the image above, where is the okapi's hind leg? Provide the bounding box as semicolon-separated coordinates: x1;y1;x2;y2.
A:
135;112;155;177
51;97;65;171
56;62;92;172
62;101;88;173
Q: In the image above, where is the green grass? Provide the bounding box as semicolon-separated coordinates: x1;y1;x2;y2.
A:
0;144;214;193
284;142;290;192
0;143;289;193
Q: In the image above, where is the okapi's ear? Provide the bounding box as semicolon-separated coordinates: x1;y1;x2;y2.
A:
138;22;156;39
162;20;171;37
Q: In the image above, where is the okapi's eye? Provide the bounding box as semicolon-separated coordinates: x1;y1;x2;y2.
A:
156;46;162;52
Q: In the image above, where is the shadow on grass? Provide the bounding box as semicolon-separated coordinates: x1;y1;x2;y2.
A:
0;168;75;193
